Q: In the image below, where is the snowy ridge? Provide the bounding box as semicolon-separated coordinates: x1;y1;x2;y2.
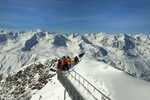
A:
74;58;150;100
31;56;150;100
1;56;150;100
0;29;150;81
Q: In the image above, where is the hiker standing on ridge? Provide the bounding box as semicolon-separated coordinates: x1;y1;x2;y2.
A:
57;56;72;71
66;56;72;70
61;56;66;71
66;56;72;69
74;56;79;65
64;56;69;71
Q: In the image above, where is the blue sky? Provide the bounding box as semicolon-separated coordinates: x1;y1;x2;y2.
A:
0;0;150;34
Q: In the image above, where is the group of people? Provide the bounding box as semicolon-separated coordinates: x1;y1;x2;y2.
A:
57;56;72;71
57;53;85;71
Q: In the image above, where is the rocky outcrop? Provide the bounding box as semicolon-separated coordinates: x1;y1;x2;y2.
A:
0;59;56;99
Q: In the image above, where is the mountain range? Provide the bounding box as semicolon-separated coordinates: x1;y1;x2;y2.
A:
0;29;150;81
0;29;150;100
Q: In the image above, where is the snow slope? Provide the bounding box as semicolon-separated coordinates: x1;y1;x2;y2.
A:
75;56;150;100
0;52;150;100
31;75;71;100
30;55;150;100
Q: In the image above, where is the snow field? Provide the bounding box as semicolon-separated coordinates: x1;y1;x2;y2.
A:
75;57;150;100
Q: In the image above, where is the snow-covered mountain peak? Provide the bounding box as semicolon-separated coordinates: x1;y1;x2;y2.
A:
0;29;150;81
32;29;43;32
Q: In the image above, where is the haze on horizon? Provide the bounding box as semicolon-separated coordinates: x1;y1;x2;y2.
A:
0;0;150;34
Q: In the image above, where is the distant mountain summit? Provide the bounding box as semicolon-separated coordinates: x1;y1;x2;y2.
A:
0;29;150;81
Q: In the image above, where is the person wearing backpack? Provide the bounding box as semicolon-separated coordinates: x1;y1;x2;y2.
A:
64;57;69;71
61;57;66;71
66;56;72;69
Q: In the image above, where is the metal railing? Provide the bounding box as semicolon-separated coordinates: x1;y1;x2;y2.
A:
57;70;85;100
69;70;111;100
57;70;111;100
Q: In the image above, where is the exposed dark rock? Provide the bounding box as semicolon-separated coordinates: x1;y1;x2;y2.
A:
0;59;56;99
53;35;68;46
22;35;39;51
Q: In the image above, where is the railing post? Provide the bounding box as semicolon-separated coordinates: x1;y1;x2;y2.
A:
83;79;85;85
79;75;80;84
102;95;106;100
87;82;89;94
93;88;95;94
64;89;66;100
75;71;76;79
